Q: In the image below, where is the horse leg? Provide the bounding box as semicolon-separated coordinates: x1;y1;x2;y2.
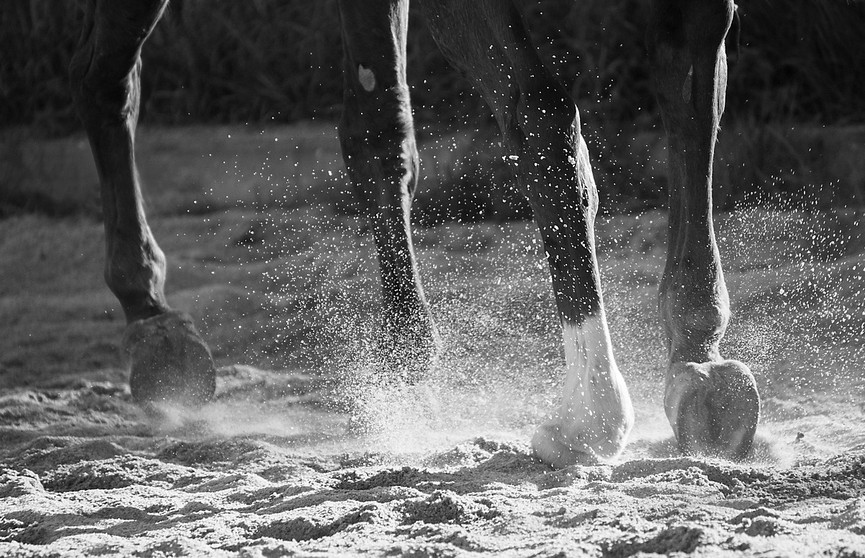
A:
649;0;759;457
70;0;215;404
337;0;439;381
420;0;634;466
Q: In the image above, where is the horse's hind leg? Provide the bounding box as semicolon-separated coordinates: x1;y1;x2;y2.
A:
649;0;759;457
337;0;439;380
419;0;634;466
70;0;215;404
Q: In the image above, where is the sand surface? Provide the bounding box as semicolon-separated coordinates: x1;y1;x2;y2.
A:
1;203;864;556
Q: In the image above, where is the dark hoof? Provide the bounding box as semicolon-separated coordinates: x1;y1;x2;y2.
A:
123;311;216;405
665;360;760;459
377;321;441;385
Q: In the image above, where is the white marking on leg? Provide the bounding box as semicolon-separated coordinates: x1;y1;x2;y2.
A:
682;65;693;103
358;65;376;92
554;314;634;459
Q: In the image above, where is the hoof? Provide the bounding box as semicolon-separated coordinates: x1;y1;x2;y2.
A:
531;404;632;468
122;311;216;405
377;322;441;385
531;422;602;468
665;360;760;459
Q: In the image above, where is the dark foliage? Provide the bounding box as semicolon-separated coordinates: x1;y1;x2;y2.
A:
2;0;864;135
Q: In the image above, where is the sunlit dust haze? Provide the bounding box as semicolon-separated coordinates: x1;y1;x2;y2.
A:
129;179;864;468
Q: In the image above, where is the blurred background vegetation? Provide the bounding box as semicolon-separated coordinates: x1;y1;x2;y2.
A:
2;0;865;219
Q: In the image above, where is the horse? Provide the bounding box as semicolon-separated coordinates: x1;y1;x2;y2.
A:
69;0;759;467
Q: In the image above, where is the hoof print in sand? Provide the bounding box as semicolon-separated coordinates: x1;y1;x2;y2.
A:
0;469;44;498
255;503;392;542
401;490;500;525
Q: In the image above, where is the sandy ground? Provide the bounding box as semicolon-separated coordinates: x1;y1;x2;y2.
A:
1;185;864;555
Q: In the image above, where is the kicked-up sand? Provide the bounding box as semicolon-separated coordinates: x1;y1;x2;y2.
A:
1;188;864;556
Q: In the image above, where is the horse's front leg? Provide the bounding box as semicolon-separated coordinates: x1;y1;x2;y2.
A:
649;0;760;458
420;0;634;466
337;0;439;382
70;0;215;404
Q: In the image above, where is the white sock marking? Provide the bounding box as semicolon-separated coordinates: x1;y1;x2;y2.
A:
555;314;634;457
358;65;376;92
682;65;693;103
